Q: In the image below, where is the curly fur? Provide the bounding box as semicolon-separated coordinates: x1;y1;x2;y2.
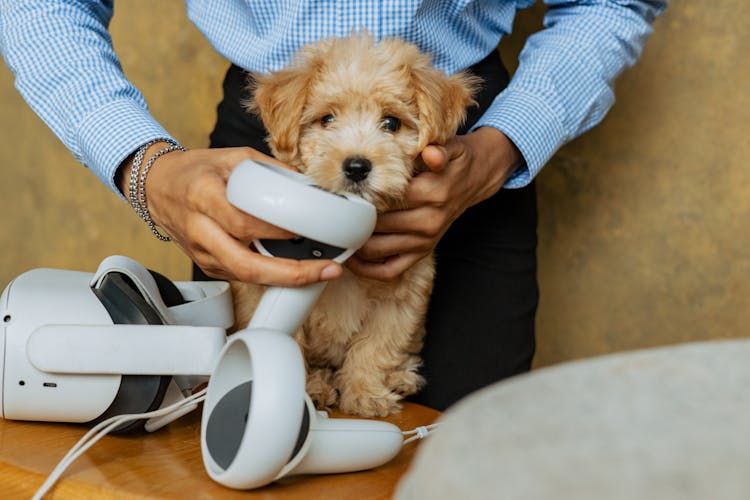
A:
233;34;478;416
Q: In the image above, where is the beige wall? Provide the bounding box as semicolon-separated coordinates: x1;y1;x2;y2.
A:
505;3;750;367
1;2;747;369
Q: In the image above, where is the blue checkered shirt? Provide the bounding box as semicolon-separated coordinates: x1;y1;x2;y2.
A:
0;0;665;197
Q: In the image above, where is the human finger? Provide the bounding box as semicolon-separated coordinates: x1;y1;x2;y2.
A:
187;163;298;240
373;206;446;238
420;144;448;172
212;146;294;174
346;253;425;282
193;216;342;286
356;232;433;262
420;138;466;172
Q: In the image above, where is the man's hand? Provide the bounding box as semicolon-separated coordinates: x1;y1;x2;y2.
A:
346;127;522;281
118;144;343;286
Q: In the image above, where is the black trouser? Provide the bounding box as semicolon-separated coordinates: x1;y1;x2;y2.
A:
196;51;539;411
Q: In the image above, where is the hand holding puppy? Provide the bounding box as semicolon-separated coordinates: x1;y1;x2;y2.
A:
347;126;522;281
118;144;343;286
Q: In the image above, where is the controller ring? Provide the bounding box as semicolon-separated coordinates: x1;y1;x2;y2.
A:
226;159;376;250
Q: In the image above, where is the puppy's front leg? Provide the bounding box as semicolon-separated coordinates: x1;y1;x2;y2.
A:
335;301;425;417
306;366;339;410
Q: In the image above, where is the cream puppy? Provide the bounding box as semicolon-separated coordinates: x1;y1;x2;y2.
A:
232;35;477;417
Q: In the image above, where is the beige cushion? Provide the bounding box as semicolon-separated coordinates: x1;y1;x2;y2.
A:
396;340;750;500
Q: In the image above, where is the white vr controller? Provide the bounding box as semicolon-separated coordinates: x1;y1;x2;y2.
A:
226;158;376;333
201;160;407;489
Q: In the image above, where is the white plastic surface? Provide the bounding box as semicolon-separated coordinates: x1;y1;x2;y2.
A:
0;257;233;424
27;324;225;375
288;414;404;475
201;327;405;488
1;269;120;422
91;255;172;324
201;329;307;489
0;276;11;417
171;281;234;329
247;282;327;334
226;159;376;249
144;378;199;432
91;255;234;328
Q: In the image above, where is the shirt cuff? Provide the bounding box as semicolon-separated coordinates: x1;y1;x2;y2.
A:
76;99;175;201
472;87;568;189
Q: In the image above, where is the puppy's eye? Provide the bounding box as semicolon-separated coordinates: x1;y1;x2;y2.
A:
320;115;335;127
381;116;401;133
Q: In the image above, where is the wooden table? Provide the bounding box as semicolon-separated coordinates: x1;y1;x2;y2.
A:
0;403;439;499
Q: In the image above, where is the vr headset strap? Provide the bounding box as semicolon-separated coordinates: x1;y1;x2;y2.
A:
90;255;234;329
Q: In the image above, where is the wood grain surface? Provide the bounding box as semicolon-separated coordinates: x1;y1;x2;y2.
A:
0;403;439;499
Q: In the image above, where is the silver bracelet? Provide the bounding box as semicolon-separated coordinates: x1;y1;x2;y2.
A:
128;138;177;219
137;143;186;242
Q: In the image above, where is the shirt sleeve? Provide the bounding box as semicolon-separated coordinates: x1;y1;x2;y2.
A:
473;0;667;188
0;0;176;200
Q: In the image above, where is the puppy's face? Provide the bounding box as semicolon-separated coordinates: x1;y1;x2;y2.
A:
250;36;477;211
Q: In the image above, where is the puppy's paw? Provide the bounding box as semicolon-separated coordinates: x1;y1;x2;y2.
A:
306;367;339;410
338;386;402;417
386;369;425;397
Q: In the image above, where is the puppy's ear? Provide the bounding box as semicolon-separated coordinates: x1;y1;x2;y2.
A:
411;63;480;151
245;59;319;160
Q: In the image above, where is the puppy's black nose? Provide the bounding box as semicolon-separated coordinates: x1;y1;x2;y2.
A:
342;156;372;182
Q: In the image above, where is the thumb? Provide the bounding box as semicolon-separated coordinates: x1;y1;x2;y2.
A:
420;144;448;172
421;137;466;173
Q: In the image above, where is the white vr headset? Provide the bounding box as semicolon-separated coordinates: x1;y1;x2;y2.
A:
2;160;430;494
0;254;232;432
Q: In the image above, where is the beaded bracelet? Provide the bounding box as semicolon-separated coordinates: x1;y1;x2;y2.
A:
136;143;186;241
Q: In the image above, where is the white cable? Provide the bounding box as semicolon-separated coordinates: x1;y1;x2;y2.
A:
32;388;207;500
402;423;440;445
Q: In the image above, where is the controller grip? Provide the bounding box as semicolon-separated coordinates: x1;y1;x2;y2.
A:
289;416;404;475
247;283;327;334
